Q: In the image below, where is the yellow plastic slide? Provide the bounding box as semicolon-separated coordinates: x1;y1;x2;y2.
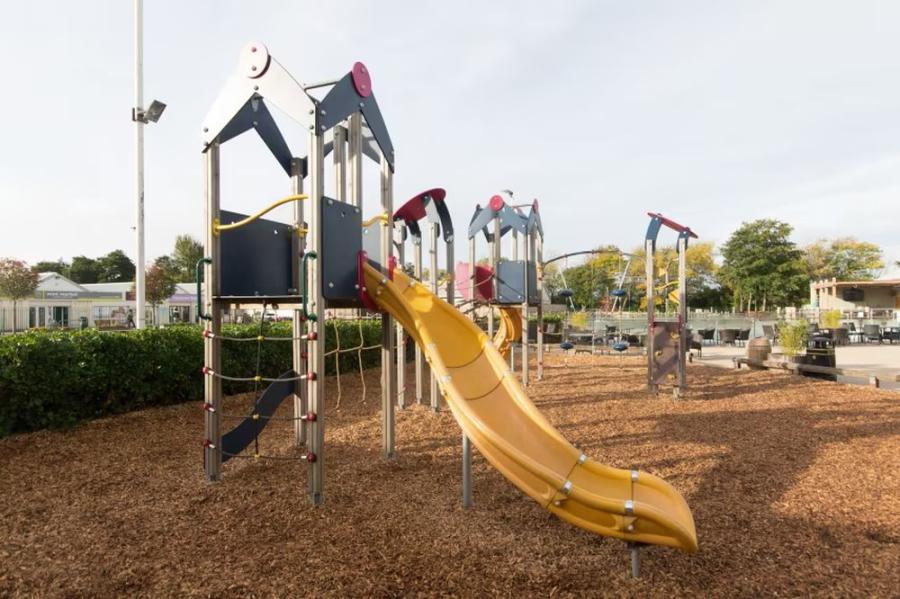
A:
492;306;522;358
363;264;698;552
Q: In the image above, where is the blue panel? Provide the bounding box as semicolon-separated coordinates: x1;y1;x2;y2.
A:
219;210;297;299
321;197;363;308
220;371;296;462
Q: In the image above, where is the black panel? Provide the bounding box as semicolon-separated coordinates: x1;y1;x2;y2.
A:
317;75;395;169
221;371;296;462
321;197;362;308
218;98;293;175
495;260;540;306
219;210;297;299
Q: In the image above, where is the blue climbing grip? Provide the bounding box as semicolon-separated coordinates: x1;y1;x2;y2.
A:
560;341;575;351
610;289;626;297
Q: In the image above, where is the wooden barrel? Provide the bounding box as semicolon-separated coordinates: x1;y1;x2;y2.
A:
746;337;771;366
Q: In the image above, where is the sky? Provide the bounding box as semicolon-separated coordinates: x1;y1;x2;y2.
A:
1;1;898;276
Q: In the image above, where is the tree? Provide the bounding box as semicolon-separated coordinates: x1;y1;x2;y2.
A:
0;258;39;332
173;235;204;282
153;255;179;278
142;263;177;326
69;256;101;284
32;259;70;277
803;237;883;281
97;250;135;283
542;247;624;308
625;242;720;311
718;219;807;310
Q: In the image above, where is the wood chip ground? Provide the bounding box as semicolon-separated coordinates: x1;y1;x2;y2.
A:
1;354;898;597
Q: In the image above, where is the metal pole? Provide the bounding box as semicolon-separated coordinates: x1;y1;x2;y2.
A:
511;230;519;372
536;233;544;380
334;124;347;203
347;115;361;207
202;144;221;481
380;156;396;456
677;235;688;397
307;129;325;505
429;221;439;412
414;235;424;404
291;158;306;446
133;0;146;329
462;432;472;507
646;238;656;393
629;542;641;578
489;214;500;338
522;228;532;387
396;228;406;409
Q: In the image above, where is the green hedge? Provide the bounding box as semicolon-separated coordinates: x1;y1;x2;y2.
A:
0;320;383;437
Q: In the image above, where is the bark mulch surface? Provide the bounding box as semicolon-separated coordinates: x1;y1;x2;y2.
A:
1;354;899;597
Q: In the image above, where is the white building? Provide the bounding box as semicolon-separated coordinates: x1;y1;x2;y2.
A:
0;273;198;332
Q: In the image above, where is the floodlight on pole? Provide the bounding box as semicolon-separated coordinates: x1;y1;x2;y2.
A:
132;0;165;329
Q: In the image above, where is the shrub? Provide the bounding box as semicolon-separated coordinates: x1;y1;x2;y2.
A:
820;309;842;329
0;319;384;437
776;319;808;357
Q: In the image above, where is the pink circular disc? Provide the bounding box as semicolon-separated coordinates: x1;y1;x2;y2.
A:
351;62;372;97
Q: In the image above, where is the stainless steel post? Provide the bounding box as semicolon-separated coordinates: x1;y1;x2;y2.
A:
380;156;396;456
396;227;406;409
521;228;532;387
334;124;347;203
413;235;424;404
462;433;472;507
291;157;306;446
646;238;656;393
677;235;688;397
429;221;439;412
536;233;544;380
133;0;146;329
307;130;325;505
347;115;361;207
202;143;222;481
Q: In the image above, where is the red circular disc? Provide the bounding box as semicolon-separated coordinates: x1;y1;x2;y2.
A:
489;194;504;212
351;62;372;97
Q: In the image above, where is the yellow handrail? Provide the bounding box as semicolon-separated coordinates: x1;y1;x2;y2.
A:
213;194;308;235
361;212;390;228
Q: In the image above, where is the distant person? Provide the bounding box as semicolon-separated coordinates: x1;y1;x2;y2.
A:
126;309;135;329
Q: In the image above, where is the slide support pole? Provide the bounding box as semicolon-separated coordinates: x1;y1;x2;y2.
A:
462;433;472;507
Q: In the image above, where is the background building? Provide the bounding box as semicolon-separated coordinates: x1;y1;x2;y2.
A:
0;273;197;332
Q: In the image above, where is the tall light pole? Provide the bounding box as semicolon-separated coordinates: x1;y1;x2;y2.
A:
134;0;145;329
132;0;165;329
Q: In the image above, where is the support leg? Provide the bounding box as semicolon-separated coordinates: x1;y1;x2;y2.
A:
462;433;472;508
628;542;642;579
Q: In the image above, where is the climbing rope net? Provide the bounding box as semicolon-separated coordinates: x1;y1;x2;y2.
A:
204;304;384;462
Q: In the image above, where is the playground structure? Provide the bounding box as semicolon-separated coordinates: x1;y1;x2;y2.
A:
457;192;544;384
391;189;454;413
199;43;400;503
644;212;698;398
542;250;635;355
198;43;697;574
